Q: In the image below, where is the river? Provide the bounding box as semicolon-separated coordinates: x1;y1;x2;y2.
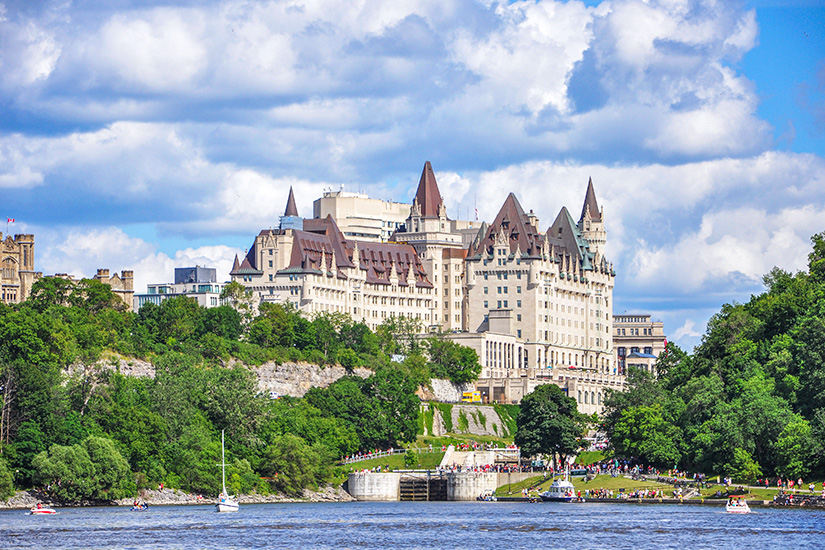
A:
2;501;823;549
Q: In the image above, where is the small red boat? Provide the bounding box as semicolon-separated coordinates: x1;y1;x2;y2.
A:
29;504;57;515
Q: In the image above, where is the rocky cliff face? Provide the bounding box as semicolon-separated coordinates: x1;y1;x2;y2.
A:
250;362;371;397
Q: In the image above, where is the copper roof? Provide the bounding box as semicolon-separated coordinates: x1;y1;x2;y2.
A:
579;177;601;222
413;161;444;218
284;186;299;217
473;193;544;258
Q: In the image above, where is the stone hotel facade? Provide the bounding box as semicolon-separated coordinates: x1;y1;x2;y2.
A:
232;163;650;413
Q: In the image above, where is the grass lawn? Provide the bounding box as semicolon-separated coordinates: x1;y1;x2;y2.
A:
495;473;675;497
576;451;607;464
415;434;513;448
494;475;546;497
699;484;783;500
335;451;445;475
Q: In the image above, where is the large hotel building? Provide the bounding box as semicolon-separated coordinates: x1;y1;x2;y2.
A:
231;162;662;413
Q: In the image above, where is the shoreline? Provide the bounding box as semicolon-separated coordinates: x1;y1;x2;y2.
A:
0;485;354;511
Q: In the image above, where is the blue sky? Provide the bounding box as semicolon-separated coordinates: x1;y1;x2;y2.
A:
1;0;823;352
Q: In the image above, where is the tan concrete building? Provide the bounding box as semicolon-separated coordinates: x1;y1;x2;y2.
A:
313;188;410;242
614;314;666;375
1;233;39;305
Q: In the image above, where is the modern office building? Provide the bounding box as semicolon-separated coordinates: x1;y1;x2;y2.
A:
313;187;411;242
134;266;226;311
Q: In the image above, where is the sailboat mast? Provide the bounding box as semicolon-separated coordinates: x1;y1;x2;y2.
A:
221;430;227;494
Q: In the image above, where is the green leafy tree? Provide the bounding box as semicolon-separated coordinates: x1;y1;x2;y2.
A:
259;434;324;496
612;405;683;468
0;457;15;499
82;435;134;499
32;442;95;501
426;336;482;385
773;416;815;479
515;384;584;462
724;448;762;484
220;281;257;328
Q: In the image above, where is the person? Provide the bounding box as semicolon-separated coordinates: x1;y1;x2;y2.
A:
36;502;42;510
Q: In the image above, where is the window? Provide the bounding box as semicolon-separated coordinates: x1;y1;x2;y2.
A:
484;287;488;294
517;329;522;338
484;301;488;308
517;300;522;308
517;314;521;322
484;273;488;280
497;300;502;308
517;286;521;293
503;300;508;308
268;260;273;268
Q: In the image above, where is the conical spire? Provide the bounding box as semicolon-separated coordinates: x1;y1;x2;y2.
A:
413;161;444;218
284;186;299;217
579;177;601;222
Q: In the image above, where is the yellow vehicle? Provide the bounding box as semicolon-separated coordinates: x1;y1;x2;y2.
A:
461;390;481;404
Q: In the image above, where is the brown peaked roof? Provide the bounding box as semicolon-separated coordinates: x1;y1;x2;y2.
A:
473;193;544;257
281;215;432;287
579;177;601;222
413;161;444;218
284;186;299;217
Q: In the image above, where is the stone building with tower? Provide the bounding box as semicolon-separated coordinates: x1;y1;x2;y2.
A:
230;163;640;413
230;187;438;330
1;232;134;308
1;233;39;305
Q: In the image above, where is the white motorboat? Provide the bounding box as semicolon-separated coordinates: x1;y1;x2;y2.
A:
725;499;750;513
215;430;239;513
29;504;57;515
540;466;577;502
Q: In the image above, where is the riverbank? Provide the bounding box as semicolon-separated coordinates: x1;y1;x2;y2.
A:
0;485;354;510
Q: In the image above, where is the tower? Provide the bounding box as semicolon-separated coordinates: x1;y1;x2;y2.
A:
578;178;606;257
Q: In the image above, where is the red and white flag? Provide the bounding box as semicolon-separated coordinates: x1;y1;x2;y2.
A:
7;218;14;223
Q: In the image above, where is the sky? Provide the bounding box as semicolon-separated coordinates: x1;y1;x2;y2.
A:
1;0;823;352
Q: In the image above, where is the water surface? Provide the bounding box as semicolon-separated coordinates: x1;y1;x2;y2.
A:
2;501;823;549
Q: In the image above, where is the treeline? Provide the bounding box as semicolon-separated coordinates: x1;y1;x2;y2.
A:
0;279;480;500
603;233;825;483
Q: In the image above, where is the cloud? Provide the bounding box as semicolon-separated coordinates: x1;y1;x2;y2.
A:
36;225;241;297
0;0;777;166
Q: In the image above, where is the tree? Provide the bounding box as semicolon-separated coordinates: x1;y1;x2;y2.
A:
26;277;75;312
32;436;133;502
259;434;324;496
425;337;481;385
515;384;583;462
220;281;257;328
70;279;127;314
82;435;134;499
0;457;14;499
724;448;762;485
611;405;683;468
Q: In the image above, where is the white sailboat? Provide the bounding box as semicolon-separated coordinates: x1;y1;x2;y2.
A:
215;430;239;513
